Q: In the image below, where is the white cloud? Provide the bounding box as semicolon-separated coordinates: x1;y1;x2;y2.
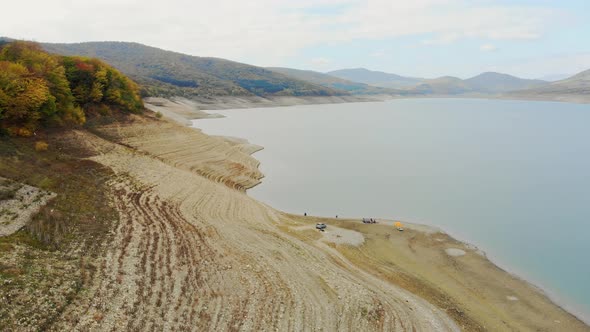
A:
310;57;332;66
0;0;568;65
338;1;557;42
480;44;498;52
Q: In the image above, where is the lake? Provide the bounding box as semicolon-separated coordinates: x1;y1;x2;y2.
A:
193;98;590;322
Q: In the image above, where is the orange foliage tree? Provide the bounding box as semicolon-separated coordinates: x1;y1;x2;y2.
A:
0;41;143;135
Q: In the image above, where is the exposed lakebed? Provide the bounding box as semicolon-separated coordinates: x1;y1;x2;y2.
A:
194;98;590;322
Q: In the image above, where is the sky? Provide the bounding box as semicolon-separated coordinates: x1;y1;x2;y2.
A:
2;0;589;79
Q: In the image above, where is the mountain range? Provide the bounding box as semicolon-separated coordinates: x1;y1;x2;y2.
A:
41;41;343;98
328;68;548;94
2;38;586;102
327;68;423;88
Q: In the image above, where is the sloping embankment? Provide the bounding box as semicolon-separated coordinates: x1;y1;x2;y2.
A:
49;115;459;331
47;114;588;331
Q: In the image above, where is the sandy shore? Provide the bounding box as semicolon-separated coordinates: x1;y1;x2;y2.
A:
500;93;590;104
142;95;521;119
144;95;392;125
145;93;590;125
30;97;585;331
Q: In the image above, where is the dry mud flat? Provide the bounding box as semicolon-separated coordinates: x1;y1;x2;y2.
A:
48;115;588;331
144;95;390;124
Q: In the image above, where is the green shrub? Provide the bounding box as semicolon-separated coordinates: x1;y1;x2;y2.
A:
0;188;16;201
35;141;48;152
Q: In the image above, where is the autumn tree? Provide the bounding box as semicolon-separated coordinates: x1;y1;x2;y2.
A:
0;41;143;135
62;56;143;114
0;61;52;135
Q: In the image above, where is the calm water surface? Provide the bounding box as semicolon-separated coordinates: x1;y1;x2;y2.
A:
194;98;590;322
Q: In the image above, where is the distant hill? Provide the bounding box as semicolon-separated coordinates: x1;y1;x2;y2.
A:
41;41;344;98
410;72;548;95
15;38;571;101
412;76;472;95
509;69;590;102
267;67;403;95
464;72;547;94
327;68;548;95
326;68;423;88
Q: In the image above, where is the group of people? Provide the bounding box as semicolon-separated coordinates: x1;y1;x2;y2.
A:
304;212;338;218
303;213;377;224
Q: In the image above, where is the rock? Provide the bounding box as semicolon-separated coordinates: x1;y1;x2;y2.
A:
445;248;466;257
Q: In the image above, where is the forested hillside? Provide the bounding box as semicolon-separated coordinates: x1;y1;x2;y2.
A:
42;42;344;98
0;41;143;136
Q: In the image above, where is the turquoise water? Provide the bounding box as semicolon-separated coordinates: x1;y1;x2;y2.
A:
194;98;590;322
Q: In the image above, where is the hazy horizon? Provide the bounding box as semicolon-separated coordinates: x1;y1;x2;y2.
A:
2;1;589;79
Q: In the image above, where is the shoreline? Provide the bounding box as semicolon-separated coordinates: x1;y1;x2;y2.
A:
154;96;589;329
145;94;590;129
145;93;590;122
144;95;392;122
400;218;590;325
432;225;590;326
254;205;590;326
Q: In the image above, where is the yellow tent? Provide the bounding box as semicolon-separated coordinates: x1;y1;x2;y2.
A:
394;221;403;229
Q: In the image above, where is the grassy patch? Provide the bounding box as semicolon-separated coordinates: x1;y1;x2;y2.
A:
0;230;48;252
337;237;485;331
0;133;117;250
0;187;17;201
0;130;118;330
0;178;21;201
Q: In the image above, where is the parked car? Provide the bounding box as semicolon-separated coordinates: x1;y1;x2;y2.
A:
316;223;327;231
